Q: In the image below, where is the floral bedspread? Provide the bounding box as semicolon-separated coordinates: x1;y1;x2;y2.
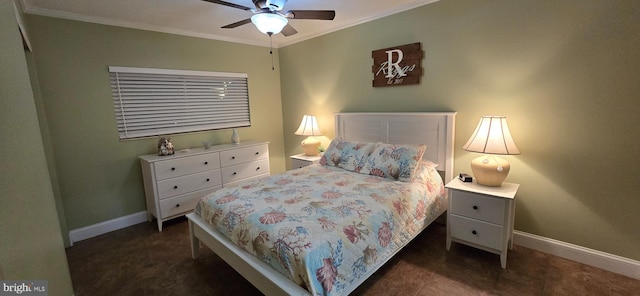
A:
194;164;446;295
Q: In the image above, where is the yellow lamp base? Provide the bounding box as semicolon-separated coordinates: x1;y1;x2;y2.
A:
470;155;511;187
301;137;320;156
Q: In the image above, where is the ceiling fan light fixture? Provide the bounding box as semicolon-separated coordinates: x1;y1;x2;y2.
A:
251;13;288;35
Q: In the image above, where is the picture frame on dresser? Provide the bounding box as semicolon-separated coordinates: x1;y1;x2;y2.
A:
139;141;270;231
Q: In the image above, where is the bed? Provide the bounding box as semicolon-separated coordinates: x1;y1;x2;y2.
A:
186;112;456;296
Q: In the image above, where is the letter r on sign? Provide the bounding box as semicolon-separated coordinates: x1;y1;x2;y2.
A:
385;49;407;78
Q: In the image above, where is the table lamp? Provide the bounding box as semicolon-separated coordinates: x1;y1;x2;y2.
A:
462;116;520;186
295;115;323;156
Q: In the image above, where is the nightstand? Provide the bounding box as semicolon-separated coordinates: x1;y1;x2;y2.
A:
290;153;322;169
445;178;519;268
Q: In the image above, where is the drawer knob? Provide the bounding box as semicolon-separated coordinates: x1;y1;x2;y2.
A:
204;161;208;165
473;205;478;210
206;178;210;182
171;167;176;171
232;156;236;159
256;167;260;171
176;204;180;208
255;152;259;155
233;172;237;175
472;230;477;235
173;185;178;189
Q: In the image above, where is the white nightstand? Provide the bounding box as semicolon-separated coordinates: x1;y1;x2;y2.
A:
445;178;519;268
290;153;322;169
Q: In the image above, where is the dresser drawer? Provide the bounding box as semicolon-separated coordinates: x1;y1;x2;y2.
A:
159;187;220;219
221;158;270;184
154;153;221;180
219;144;269;167
449;214;503;250
450;190;505;225
156;169;222;200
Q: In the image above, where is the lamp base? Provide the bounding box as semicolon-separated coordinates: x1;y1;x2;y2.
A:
301;137;320;156
470;155;511;187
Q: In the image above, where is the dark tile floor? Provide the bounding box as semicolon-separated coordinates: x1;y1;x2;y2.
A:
65;217;639;295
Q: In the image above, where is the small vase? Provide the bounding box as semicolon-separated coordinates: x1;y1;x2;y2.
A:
231;128;240;144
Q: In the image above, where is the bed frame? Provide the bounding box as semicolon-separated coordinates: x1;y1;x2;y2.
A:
187;112;456;296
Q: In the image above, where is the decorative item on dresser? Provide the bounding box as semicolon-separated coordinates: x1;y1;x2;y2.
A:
445;178;519;268
289;153;322;169
231;128;240;144
463;116;520;187
139;141;270;231
157;136;174;156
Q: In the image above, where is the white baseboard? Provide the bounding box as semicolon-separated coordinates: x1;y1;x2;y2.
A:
68;211;148;246
514;230;640;280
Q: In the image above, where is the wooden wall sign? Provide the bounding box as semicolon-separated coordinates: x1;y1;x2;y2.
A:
371;42;423;87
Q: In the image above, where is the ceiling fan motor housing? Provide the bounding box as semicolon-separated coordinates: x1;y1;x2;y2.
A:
254;0;288;11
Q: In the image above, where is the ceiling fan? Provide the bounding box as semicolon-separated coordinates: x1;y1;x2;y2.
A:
203;0;336;36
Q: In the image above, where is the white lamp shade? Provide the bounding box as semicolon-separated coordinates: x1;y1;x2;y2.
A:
294;115;323;136
251;13;288;35
463;116;520;155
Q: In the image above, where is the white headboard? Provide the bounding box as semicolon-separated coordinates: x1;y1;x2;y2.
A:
335;112;457;182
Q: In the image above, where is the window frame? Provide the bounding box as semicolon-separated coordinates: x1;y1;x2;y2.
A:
109;66;251;140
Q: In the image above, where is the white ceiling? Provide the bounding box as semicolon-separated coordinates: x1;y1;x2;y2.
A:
20;0;439;48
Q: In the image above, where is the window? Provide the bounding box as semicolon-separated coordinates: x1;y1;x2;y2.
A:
109;66;250;139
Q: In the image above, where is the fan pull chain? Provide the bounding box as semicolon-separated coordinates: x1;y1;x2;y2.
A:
269;33;275;70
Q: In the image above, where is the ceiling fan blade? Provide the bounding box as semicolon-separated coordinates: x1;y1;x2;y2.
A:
221;18;252;29
281;24;297;36
202;0;253;11
287;10;335;20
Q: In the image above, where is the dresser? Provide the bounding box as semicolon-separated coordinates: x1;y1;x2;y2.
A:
290;153;322;169
140;141;270;231
445;178;519;268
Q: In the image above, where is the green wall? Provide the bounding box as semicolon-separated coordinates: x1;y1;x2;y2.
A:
18;0;640;265
25;15;286;234
280;0;640;260
0;1;74;294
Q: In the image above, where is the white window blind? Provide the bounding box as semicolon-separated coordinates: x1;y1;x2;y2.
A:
109;66;251;139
